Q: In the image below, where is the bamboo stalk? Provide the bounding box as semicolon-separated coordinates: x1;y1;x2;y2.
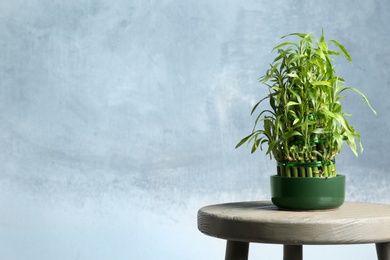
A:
306;166;313;177
292;167;298;177
312;157;320;177
286;167;291;177
299;166;305;177
313;165;320;177
327;165;332;177
323;164;329;177
280;165;286;177
329;165;334;177
299;159;305;177
329;163;336;177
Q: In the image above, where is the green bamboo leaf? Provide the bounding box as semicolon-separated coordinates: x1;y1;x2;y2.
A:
318;41;328;53
282;131;303;139
322;109;354;134
269;95;277;112
286;101;300;107
277;47;293;55
263;118;274;136
247;131;264;145
328;50;340;56
260;139;268;150
314;49;326;60
336;76;345;82
286;73;299;78
281;32;308;39
345;133;359;157
235;133;254;149
330;40;352;62
266;140;279;155
335;114;353;133
320;28;325;42
251;138;261;153
289;54;305;65
345;86;377;115
336;85;377;115
272;42;297;51
289;88;302;103
253;109;275;130
333;132;344;152
250;101;261;115
311;81;331;86
309;57;325;70
293;121;317;129
250;95;270;115
310;128;330;134
273;55;283;62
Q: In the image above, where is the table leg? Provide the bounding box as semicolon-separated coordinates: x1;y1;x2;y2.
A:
376;242;390;260
283;245;302;260
225;240;249;260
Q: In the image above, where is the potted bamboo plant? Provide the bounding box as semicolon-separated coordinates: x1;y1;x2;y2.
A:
236;30;376;210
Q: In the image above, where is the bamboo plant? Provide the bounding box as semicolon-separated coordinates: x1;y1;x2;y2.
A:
236;30;376;178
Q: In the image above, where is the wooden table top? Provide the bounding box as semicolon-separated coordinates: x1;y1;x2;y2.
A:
197;201;390;245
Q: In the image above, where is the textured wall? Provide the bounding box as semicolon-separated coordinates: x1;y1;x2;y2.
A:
0;0;389;259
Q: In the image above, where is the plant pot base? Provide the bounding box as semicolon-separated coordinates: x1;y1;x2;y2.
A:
270;175;345;211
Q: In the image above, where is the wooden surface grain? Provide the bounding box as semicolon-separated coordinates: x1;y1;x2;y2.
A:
197;201;390;245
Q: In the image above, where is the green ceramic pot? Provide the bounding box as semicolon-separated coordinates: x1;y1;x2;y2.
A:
270;175;345;210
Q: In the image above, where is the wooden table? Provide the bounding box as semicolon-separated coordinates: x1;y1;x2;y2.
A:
197;201;390;260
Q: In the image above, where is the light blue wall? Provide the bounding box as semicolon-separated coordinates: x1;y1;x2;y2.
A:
0;0;389;259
